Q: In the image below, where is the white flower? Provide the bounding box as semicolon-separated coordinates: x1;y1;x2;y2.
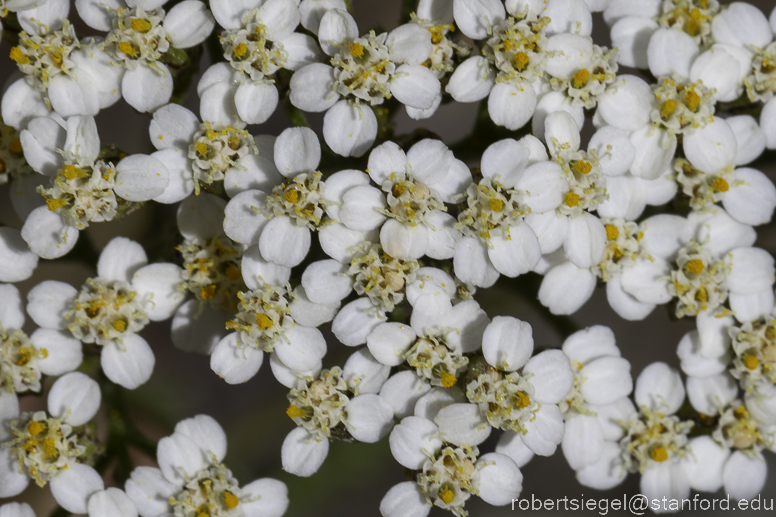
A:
289;9;439;156
76;0;215;112
559;326;634;472
125;414;288;517
19;115;171;258
3;20;122;126
729;316;776;391
0;227;38;283
87;487;138;517
223;127;334;268
148;103;262;198
467;315;573;456
0;502;35;517
26;237;185;389
0;372;104;513
281;356;394;476
200;0;320;125
452;135;555;287
382;407;521;516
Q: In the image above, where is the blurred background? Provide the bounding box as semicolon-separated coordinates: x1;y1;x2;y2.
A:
1;0;776;515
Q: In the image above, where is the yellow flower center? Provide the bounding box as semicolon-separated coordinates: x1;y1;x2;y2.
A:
62;164;86;180
223;491;239;510
685;89;701;112
573;68;590;88
233;42;248;58
660;99;677;118
743;355;759;370
10;47;29;65
440;489;454;505
564;192;580;207
488;198;504;212
349;42;364;57
685;259;705;274
285;189;300;204
514;391;531;408
650;445;668;462
119;42;137;57
605;224;619;240
46;198;68;211
286;404;306;419
439;370;457;388
256;313;273;330
200;285;217;300
131;18;152;32
572;160;592;175
112;319;127;332
514;51;529;71
712;177;729;192
42;438;58;459
27;421;45;437
194;142;209;157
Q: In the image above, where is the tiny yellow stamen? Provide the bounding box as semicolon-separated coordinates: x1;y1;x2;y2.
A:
743;355;759;370
712;177;729;192
564;192;580;207
650;445;668;462
46;198;68;211
62;164;85;180
660;99;677;118
9;139;23;154
440;489;454;505
256;313;272;330
42;438;58;459
200;285;217;300
572;160;592;175
685;259;705;274
439;370;457;388
27;421;45;437
391;184;405;198
50;51;63;66
573;68;590;88
285;189;299;204
515;391;531;408
224;491;239;510
514;51;529;71
684;89;701;112
10;47;29;65
349;42;364;57
131;18;152;32
118;42;137;57
286;404;306;419
489;198;504;212
112;319;127;332
194;142;209;157
233;42;248;58
227;136;240;150
605;224;619;240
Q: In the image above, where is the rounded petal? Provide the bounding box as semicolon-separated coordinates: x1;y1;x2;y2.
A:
121;64;173;113
434;403;490;447
487;82;536;131
476;453;522;506
21;205;79;259
132;263;186;321
323;100;377;158
523;349;574;404
101;335;155;390
50;463;104;514
258;216;311;267
115;154;169;202
48;371;101;425
380;482;430;517
164;0;215;49
234;82;279;125
482;316;533;371
634;362;685;414
538;262;596;315
345;393;394;442
281;427;329;477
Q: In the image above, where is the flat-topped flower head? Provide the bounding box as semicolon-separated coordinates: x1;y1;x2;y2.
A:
348;243;418;312
286;366;349;441
0;372;104;513
189;122;257;194
669;240;728;318
416;443;480;515
0;120;32;185
331;31;396;104
226;281;294;352
548;43;618;109
594;218;649;282
483;14;549;85
221;8;288;81
656;0;720;46
651;76;715;134
0;326;45;395
178;233;244;313
126;415;289;517
102;6;170;71
730;317;776;391
466;366;538;433
68;277;150;345
10;20;79;97
263;171;329;231
38;162;118;230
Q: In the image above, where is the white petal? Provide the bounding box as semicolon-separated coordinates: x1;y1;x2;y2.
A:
647;27;698;78
332;298;384;346
280;32;323;71
619;256;671;304
367;322;417;367
121;65;173;113
200;82;238;128
640;462;690;509
274;126;320;177
0;448;29;497
275;325;326;372
48;371;101;425
97;236;147;283
173;414;227;462
0;503;35;517
317;8;357;55
299;0;345;34
487;224;541;277
380;371;433;418
495;431;534;468
131;263;186;322
157;433;207;484
476;452;522;506
30;329;83;376
610;16;658;68
258;216;311;267
723;168;776;226
223;190;268;245
318;223;376;262
564;212;606;269
596;74;652;131
164;0;215;48
723;450;768;501
323;100;377;158
339;185;386;230
115;154;169;202
686;373;737;415
289;64;339;112
210;334;264;387
482;316;533;371
544;33;593;79
521;404;564;456
26;280;75;330
523;349;574;404
634;362;684;414
151;149;194;204
380;482;431;517
288;285;339;327
171;300;230;354
387;23;433;65
487;82;536;131
588;125;635;177
562;412;604;470
343;348;390;395
677;331;729;377
629;126;677;180
524;211;568;254
21;205;79;259
50;464;104;514
681;436;728;492
515;161;568;214
101;335;155;390
562;325;619;364
712;2;772;49
345;393;394;442
575;441;626;490
391;65;439;110
177;192;226;240
281;427;329;476
579;356;633;405
234;82;279;125
453;0;505;39
434;403;490;446
538;262;596;315
445;56;495;102
683;118;737;174
125;467;179;517
241;478;289;517
454;237;500;287
1;78;49;130
727;247;775;295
